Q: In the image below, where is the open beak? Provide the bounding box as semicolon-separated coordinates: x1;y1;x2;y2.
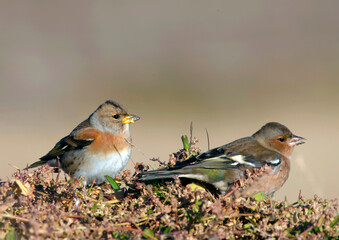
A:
289;135;306;146
122;114;140;124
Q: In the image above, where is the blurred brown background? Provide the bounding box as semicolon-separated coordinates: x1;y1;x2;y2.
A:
1;1;338;201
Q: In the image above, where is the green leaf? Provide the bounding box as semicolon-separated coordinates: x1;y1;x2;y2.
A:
181;135;190;152
153;186;166;200
244;223;252;229
193;200;202;213
146;209;153;214
104;175;120;190
87;184;93;195
142;228;154;239
185;211;194;223
253;192;267;201
249;206;257;211
5;229;19;240
330;216;338;228
163;226;171;234
91;203;98;210
160;225;171;234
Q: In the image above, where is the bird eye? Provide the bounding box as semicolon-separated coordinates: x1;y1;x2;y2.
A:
277;137;285;142
112;114;120;119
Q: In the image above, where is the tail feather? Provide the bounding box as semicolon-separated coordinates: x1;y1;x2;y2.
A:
139;169;182;181
24;160;48;170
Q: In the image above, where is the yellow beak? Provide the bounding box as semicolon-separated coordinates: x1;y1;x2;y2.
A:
122;114;140;124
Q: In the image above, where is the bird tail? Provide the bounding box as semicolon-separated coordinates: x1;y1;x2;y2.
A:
24;159;49;170
139;169;183;181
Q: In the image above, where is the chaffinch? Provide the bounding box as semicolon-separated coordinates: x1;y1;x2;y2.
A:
140;122;305;197
26;100;140;185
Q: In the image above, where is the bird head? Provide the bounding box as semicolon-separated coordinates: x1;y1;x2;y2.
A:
90;100;140;134
253;122;305;157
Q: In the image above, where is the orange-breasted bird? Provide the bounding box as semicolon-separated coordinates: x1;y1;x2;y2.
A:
26;100;140;185
140;122;305;197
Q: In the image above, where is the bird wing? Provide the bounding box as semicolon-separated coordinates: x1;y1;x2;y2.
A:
140;136;282;182
197;136;282;168
39;133;94;161
26;121;99;169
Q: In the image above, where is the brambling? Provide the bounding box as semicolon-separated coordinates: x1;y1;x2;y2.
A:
26;100;140;185
140;122;305;197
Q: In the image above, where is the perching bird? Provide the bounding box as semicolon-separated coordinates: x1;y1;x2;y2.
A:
140;122;305;197
26;100;140;185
